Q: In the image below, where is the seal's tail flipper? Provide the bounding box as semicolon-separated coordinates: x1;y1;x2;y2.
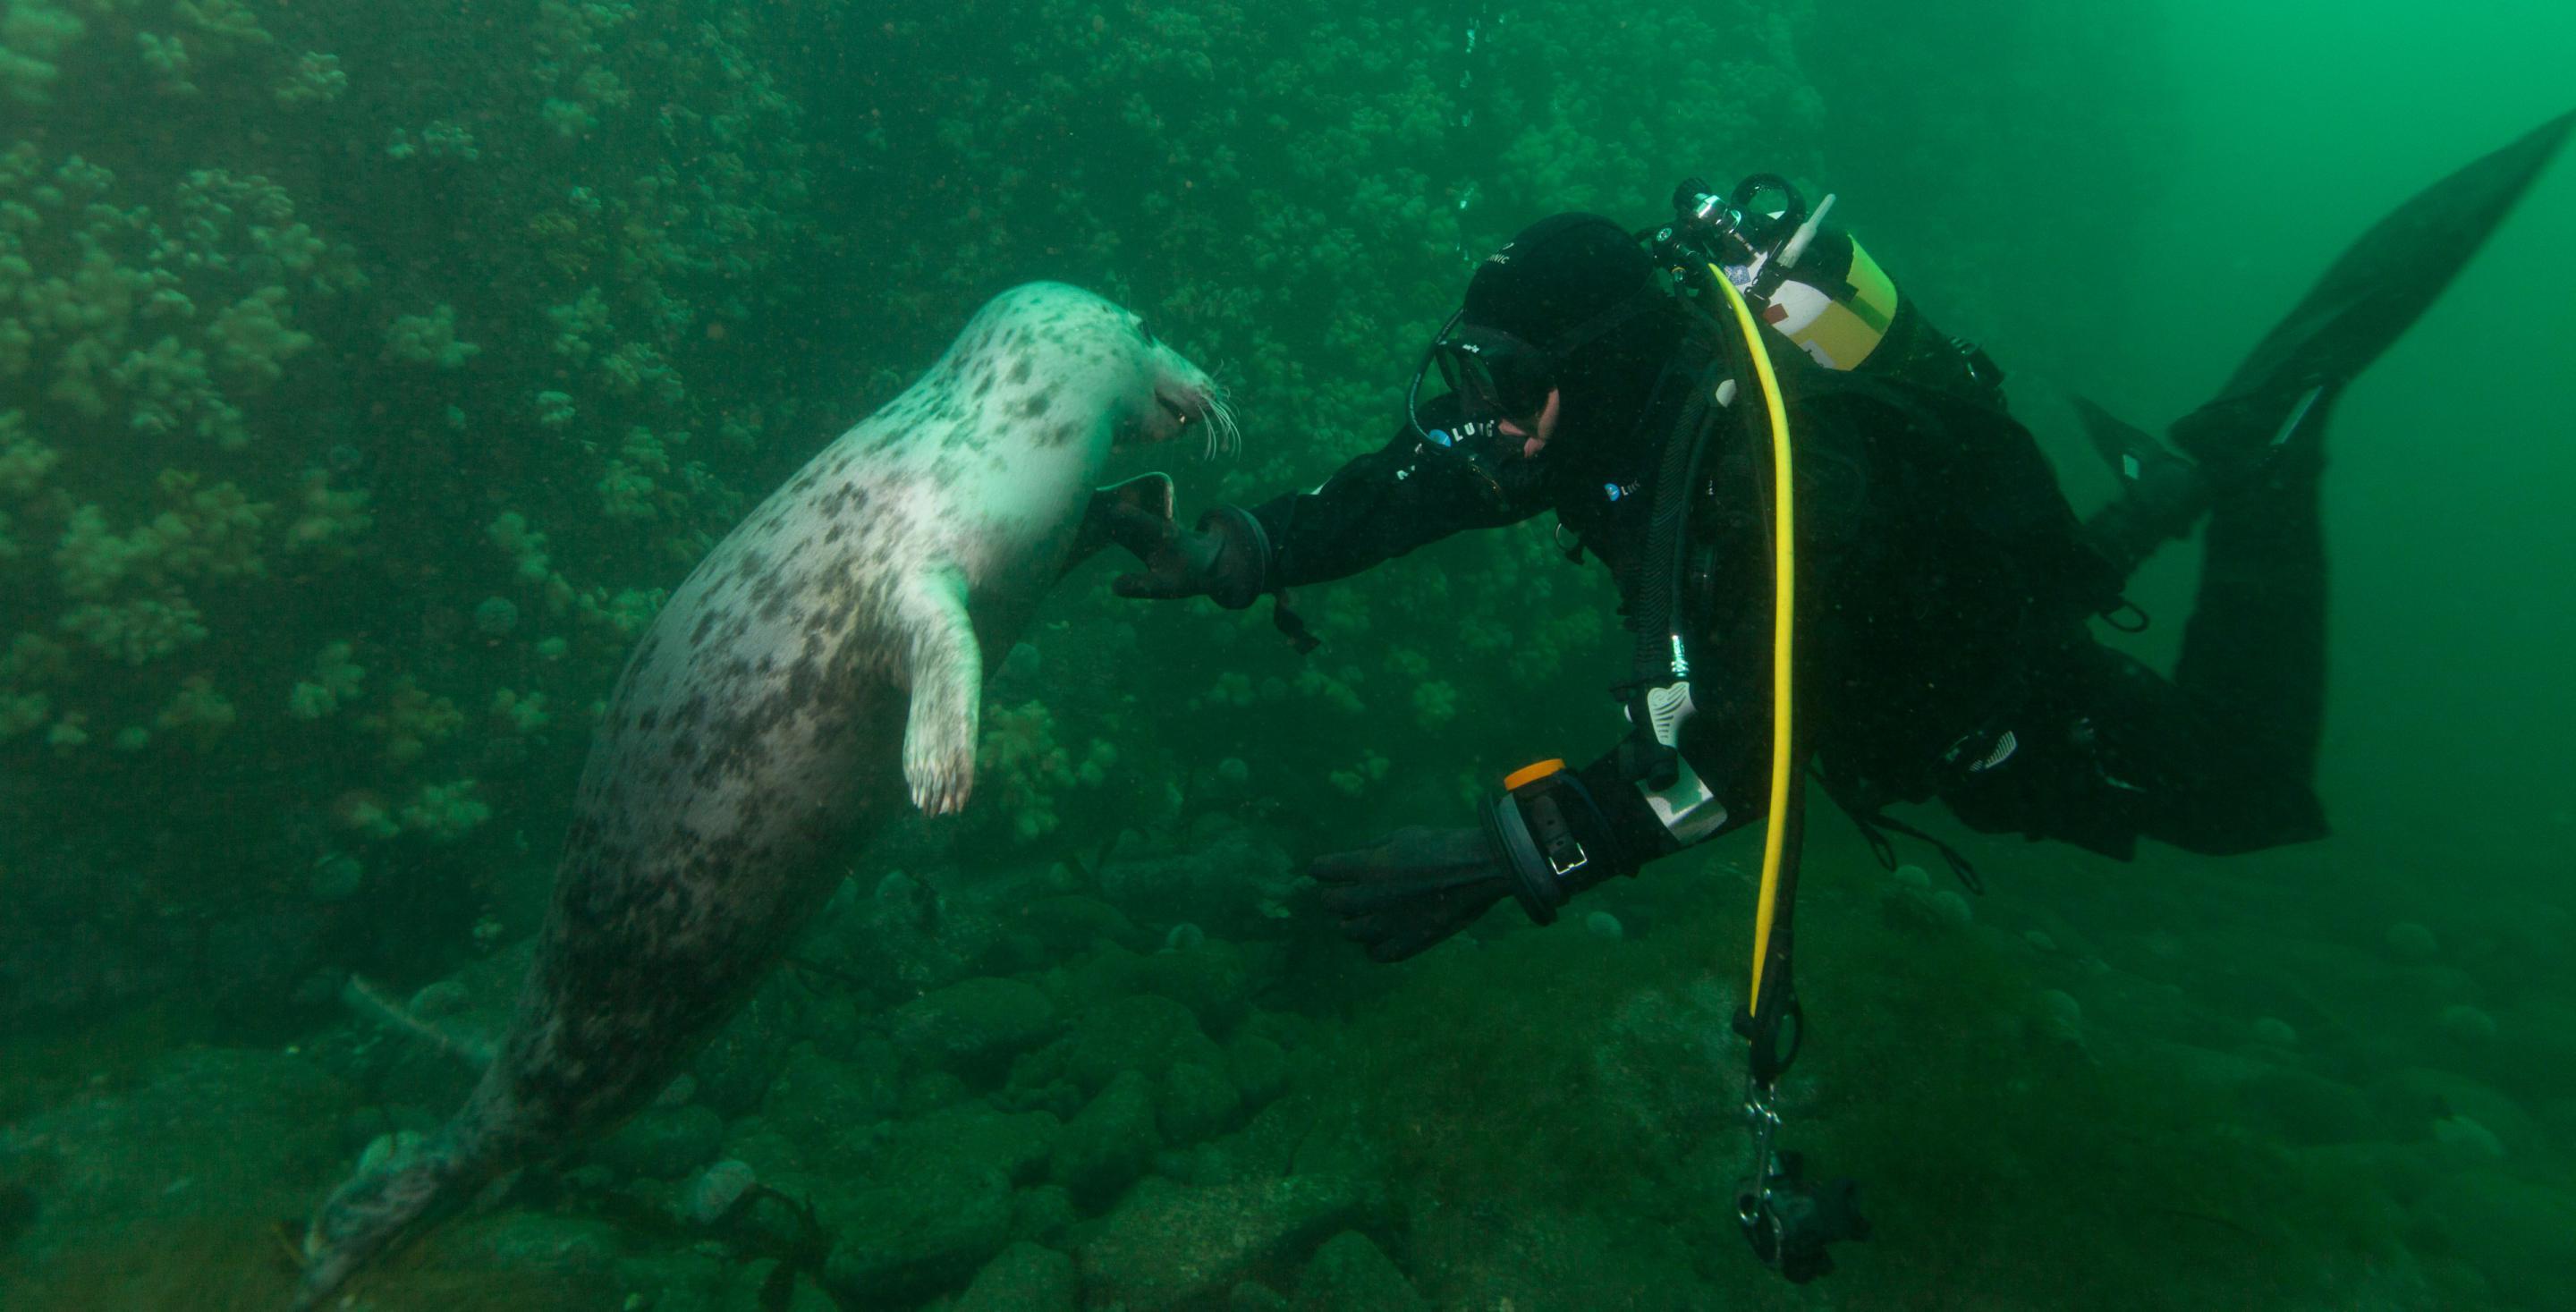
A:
2174;108;2574;475
1064;471;1177;579
292;1137;473;1310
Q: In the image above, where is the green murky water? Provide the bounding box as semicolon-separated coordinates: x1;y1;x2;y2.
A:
2;2;2569;1308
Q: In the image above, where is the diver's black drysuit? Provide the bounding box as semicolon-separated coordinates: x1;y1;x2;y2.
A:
1233;344;2330;873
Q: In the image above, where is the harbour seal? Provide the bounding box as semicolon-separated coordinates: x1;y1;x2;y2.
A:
293;282;1233;1307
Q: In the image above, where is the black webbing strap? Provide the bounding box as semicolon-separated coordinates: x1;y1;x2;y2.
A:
1812;766;1985;895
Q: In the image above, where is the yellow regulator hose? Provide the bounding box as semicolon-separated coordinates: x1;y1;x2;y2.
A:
1706;264;1796;1014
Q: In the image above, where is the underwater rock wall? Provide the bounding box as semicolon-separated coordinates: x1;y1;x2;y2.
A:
0;1;2162;1023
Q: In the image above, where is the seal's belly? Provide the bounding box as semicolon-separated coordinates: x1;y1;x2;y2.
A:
497;546;908;1115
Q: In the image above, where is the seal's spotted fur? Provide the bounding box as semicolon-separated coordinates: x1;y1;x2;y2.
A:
295;284;1225;1307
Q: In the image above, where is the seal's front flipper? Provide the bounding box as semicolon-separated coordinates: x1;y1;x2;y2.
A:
2174;108;2573;479
898;568;979;816
2072;394;2212;576
1063;472;1177;579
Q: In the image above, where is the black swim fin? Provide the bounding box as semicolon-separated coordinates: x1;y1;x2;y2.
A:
2172;108;2574;481
2072;394;2210;577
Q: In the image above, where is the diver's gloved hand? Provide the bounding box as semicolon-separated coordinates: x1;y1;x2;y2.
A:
1107;504;1270;609
1309;826;1516;963
1311;766;1636;962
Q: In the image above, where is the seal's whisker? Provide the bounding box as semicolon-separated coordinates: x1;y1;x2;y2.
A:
1201;391;1241;463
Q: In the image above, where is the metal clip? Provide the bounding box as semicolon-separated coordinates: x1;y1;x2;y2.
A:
1736;1075;1784;1230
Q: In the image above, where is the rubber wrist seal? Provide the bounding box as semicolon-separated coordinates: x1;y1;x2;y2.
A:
1198;505;1273;610
1485;766;1631;925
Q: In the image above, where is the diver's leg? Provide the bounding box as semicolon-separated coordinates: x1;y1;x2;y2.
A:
2172;442;2328;789
1940;637;2325;859
2076;111;2571;576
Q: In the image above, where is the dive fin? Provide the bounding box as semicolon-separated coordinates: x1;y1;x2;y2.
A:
2072;395;2183;489
1063;471;1176;578
2174;109;2573;471
2072;394;2213;578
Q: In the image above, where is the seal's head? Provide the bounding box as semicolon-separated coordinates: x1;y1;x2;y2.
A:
960;283;1239;463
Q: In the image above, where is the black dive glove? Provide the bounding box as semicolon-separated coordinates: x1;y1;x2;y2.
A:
1309;765;1631;962
1108;504;1271;609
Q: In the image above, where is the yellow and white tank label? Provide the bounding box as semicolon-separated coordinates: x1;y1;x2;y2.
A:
1761;240;1898;370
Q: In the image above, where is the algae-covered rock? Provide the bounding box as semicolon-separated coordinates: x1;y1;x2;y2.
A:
759;1043;899;1170
2367;1067;2544;1155
823;1179;1015;1307
594;1102;724;1180
902;1068;975;1116
1159;1061;1244;1147
1097;830;1298;936
1227;1033;1291;1107
1063;993;1227;1093
691;982;809;1117
878;1102;1063;1187
1046;941;1154;1017
955;1240;1080;1312
2411;1168;2576;1308
1015;894;1147;956
1131;939;1254;1031
0;1180;37;1251
809;1105;1056;1304
1011;1182;1079;1247
2431;1113;2508;1163
2437;1003;2498;1044
892;976;1062;1077
1287;1109;1384;1181
1078;1174;1375;1312
1231;1281;1292;1311
1;1046;350;1254
2487;997;2576;1097
2236;1068;2377;1147
680;1158;759;1225
2384;920;2440;961
1294;1230;1423;1312
450;1209;627;1280
1216;1095;1315;1181
1052;1069;1161;1206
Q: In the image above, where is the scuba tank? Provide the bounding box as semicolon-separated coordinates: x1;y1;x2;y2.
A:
1653;174;2003;405
1659;174;1902;373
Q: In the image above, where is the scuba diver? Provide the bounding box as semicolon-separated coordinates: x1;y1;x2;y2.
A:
1114;112;2568;960
1106;111;2567;1281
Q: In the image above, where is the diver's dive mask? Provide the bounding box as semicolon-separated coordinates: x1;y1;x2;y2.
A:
1404;278;1674;454
1433;319;1559;427
1397;324;1520;508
